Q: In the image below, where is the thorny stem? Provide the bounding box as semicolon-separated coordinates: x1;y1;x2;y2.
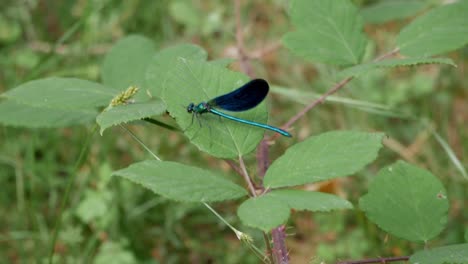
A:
256;138;270;179
271;225;288;264
233;1;275;262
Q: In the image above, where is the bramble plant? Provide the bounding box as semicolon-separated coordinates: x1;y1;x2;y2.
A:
1;0;467;263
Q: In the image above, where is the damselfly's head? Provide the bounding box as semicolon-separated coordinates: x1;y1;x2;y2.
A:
187;103;195;113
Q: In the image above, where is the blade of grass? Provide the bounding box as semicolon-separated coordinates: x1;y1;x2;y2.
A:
432;130;467;180
48;125;98;263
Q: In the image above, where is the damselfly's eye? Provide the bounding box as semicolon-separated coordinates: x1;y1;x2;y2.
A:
187;103;194;113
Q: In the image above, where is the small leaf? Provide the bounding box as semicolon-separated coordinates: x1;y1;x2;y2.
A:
283;0;368;65
361;0;427;24
338;57;456;78
169;1;201;30
0;100;96;128
76;190;111;223
145;44;207;97
97;100;166;135
410;243;468;264
162;59;267;159
237;195;290;231
113;160;247;202
359;161;449;242
264;131;384;188
269;189;353;212
2;77;117;110
397;1;468;57
101;35;156;90
94;241;137;264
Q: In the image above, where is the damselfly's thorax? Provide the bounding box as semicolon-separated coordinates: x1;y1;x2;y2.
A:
186;102;210;114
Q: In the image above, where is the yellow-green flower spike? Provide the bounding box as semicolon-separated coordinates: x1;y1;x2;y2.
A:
110;86;139;107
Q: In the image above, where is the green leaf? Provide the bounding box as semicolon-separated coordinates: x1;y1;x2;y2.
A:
145;44;207;98
76;190;111;223
101;35;156;90
410;244;468;264
237;195;290;231
238;189;352;231
397;1;468;57
169;1;201;30
94;241;137;264
361;0;427;24
283;0;368;65
269;189;353;211
96;100;166;135
162;59;267;159
0;100;96;128
2;77;117;109
338;57;456;78
264;131;384;188
359;161;449;242
112;160;247;202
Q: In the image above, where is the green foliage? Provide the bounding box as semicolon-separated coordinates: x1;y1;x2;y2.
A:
161;59;267;158
101;35;156;90
283;0;368;65
410;243;468;264
0;100;96;127
94;241;138;264
397;1;468;57
113;160;248;202
264;131;384;188
361;0;427;24
360;161;449;242
146;44;207;97
3;77;116;109
0;0;466;262
237;194;290;231
97;100;166;135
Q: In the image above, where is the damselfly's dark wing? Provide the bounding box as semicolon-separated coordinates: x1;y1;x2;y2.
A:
208;79;269;112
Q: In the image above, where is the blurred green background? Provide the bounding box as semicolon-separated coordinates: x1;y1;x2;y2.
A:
0;0;466;263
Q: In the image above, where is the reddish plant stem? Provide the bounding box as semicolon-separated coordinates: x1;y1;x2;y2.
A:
271;225;289;264
233;1;277;262
256;136;270;180
337;256;410;264
283;76;354;129
225;159;244;177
